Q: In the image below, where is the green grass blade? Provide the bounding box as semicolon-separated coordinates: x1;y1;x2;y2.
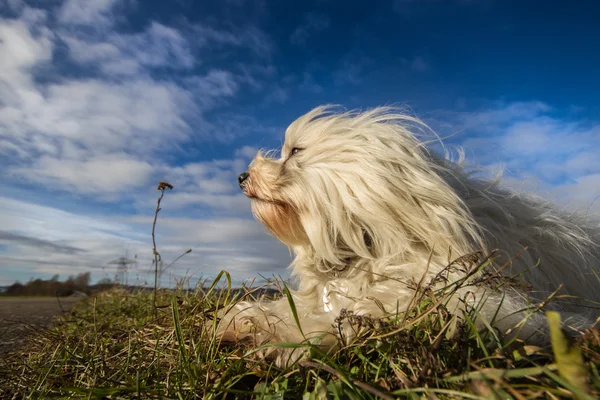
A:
172;296;189;367
282;282;305;338
547;311;591;397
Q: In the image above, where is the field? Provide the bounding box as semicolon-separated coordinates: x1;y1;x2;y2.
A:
0;277;599;399
0;296;82;357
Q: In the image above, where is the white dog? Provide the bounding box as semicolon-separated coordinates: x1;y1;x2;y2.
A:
217;106;600;366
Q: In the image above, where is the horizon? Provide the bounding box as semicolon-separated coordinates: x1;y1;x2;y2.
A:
1;0;599;287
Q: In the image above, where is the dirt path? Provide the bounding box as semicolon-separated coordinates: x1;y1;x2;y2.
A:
0;297;83;358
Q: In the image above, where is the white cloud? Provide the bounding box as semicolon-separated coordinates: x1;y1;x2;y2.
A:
551;174;600;213
435;101;600;214
144;152;257;212
160;192;251;212
206;113;283;142
0;196;143;242
58;0;122;26
449;101;552;131
62;21;195;75
164;159;244;193
0;196;291;286
127;215;291;279
184;70;239;104
235;145;259;159
0;75;197;162
61;37;120;63
12;154;154;195
131;217;264;243
0;196;147;285
0;18;53;84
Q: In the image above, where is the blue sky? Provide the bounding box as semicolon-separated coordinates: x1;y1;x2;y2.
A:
1;0;599;287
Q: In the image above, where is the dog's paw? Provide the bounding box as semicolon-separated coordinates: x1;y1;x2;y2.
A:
215;314;257;343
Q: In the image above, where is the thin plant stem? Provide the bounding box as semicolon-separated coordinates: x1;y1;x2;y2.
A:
152;181;173;314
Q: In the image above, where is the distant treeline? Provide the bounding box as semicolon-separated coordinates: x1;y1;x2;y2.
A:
4;273;114;297
2;274;287;297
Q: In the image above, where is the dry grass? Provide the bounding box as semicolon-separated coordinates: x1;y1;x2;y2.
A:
0;271;598;399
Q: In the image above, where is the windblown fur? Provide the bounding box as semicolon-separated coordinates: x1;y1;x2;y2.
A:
218;106;600;367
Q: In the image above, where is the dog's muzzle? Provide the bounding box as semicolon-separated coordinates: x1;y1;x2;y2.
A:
238;171;249;189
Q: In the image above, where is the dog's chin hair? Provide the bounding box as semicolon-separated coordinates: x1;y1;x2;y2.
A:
251;200;306;246
217;105;600;368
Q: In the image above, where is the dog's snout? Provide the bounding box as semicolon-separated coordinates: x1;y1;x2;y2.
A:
238;171;250;188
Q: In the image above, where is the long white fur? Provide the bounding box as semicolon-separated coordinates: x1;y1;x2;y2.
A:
217;106;600;367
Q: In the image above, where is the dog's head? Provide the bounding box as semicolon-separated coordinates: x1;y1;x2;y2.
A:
239;106;481;269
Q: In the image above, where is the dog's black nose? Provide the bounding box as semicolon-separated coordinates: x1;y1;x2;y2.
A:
238;171;249;188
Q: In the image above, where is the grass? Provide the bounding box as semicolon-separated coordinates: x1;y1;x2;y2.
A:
1;181;598;399
0;275;598;399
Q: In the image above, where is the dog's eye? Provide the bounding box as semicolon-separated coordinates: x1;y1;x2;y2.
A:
290;147;302;157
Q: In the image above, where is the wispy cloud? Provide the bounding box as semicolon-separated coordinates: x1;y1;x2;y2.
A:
333;55;372;86
0;231;86;255
403;55;431;72
12;154;155;196
62;22;195;75
290;12;330;45
298;72;324;94
0;195;291;286
57;0;125;27
432;101;600;213
191;23;273;57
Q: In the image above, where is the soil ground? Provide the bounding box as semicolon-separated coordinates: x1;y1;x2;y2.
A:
0;297;82;358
